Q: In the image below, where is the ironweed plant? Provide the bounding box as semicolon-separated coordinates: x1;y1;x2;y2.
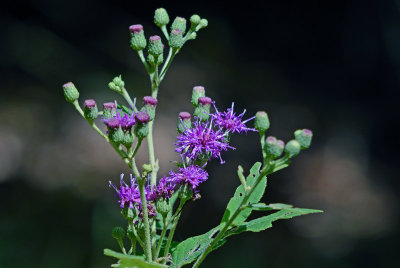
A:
62;7;322;268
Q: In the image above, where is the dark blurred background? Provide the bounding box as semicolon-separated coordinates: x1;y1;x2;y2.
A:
1;0;399;267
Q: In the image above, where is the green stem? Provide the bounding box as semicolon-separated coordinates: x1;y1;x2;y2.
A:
154;216;168;259
138;50;151;74
138;180;152;262
128;237;136;255
121;87;137;112
162;200;185;262
132;138;143;159
259;132;266;162
159;48;178;82
192;168;269;268
161;25;169;40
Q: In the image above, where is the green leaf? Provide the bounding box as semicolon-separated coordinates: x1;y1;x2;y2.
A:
249;203;293;211
171;227;220;267
221;162;267;226
104;249;167;268
117;104;133;114
271;162;289;173
226;207;323;236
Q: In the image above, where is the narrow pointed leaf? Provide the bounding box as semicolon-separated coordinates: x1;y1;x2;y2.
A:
221;162;267;226
104;249;167;268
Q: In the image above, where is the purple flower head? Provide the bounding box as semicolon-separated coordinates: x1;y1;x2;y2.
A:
109;174;141;209
148;176;176;201
138;202;157;219
277;140;285;149
150;35;161;42
168;165;208;191
103;102;116;110
103;110;135;131
135;111;150;124
84;99;96;108
105;118;120;129
302;129;313;137
211;102;257;134
143;96;158;106
175;119;234;164
172;29;182;35
179;112;191;120
198;97;212;106
129;24;143;34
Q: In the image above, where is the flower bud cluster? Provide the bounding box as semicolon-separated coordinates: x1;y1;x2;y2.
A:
108;75;125;94
256;113;313;162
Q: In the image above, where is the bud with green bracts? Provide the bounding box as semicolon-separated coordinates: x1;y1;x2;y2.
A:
103;102;116;119
129;24;146;51
112;226;125;240
264;136;285;158
191;86;205;106
294;129;313;149
177;112;191;133
110;126;124;144
141;96;158;120
285;140;301;158
169;29;184;49
154;8;169;27
198;19;208;30
194;97;212;121
155;198;170;217
147;53;164;66
134;111;150;139
121;207;136;222
83;99;98;120
254;111;270;133
62;82;79;103
108;75;125;94
122;132;134;148
148;35;163;56
190;14;201;28
179;184;193;201
171;17;187;34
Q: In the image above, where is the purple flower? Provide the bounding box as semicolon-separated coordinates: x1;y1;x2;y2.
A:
148;176;176;201
175;119;234;164
212;102;257;134
168;165;208;191
109;174;141;209
103;110;136;131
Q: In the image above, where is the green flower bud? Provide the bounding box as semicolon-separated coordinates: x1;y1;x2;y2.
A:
294;129;313;149
188;32;197;40
191;86;206;106
148;35;163;56
103;102;116;119
154;8;170;27
264;136;284;158
177;112;191;133
62;82;79;103
142;164;152;174
194;97;212;121
108;75;125;94
169;29;184;49
190;14;201;27
112;226;125;240
147;53;164;66
83;99;98;120
110;127;124;144
126;224;135;240
129;25;147;51
134;112;150;138
198;19;208;29
285;140;301;158
122;132;134;148
121;207;136;221
141;96;158;120
171;17;187;34
155;198;170;217
254;111;270;133
179;184;193;201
